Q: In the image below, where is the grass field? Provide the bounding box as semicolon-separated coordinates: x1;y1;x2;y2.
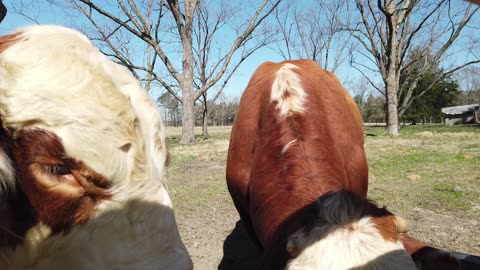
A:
165;124;480;270
365;125;480;215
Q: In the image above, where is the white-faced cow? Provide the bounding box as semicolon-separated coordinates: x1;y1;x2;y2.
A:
226;60;459;270
0;25;192;270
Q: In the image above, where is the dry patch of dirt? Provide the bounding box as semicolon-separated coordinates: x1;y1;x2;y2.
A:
405;207;480;253
416;131;477;138
168;159;255;270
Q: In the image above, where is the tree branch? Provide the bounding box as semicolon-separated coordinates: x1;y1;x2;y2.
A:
78;0;182;82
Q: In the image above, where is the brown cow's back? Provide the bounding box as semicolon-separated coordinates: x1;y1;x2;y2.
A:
227;59;368;249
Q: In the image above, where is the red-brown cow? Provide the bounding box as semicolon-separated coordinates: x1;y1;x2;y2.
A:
226;60;459;270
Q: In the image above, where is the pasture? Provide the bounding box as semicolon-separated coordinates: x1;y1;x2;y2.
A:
166;125;480;270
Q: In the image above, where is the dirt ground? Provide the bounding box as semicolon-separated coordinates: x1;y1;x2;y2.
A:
166;126;480;270
169;159;261;270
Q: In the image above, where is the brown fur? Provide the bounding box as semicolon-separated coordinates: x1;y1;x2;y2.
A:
372;216;400;242
13;129;111;233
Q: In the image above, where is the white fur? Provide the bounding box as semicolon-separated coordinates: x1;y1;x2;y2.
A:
0;25;191;269
0;149;15;192
271;63;306;118
281;139;297;155
285;217;416;270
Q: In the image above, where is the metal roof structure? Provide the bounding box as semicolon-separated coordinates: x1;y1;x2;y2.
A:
441;104;479;115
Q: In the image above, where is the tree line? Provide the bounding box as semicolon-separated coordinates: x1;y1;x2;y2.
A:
354;89;468;125
158;93;239;128
160;64;478;127
353;64;479;125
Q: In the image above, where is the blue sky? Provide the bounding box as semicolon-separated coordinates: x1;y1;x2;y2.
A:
0;0;365;100
1;1;478;101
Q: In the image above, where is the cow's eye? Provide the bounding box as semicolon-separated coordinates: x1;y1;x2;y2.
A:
44;164;70;175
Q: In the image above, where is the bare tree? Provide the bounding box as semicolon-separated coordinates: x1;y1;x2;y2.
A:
63;0;281;144
348;0;479;135
455;66;480;92
71;2;160;91
158;91;181;126
0;1;6;24
273;0;352;72
192;1;278;136
349;77;374;120
454;66;480;104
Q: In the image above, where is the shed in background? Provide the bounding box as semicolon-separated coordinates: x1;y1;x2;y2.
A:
441;104;479;125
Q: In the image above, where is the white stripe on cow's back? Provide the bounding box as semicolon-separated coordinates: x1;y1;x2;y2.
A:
281;139;297;155
271;63;306;118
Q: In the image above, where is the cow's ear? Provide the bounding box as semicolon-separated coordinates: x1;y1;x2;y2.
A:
286;229;306;257
394;216;410;233
99;59;168;181
286;239;299;257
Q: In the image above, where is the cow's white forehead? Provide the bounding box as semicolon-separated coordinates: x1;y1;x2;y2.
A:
0;25;141;182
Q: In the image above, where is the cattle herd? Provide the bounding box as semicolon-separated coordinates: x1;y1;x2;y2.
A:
0;25;475;270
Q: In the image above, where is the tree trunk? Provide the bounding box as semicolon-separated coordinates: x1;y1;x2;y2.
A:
201;93;208;136
202;110;208;136
181;91;196;144
381;0;401;136
385;74;400;135
178;0;197;144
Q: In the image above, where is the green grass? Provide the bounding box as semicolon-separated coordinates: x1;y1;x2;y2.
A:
169;175;228;212
430;181;473;211
365;124;480;137
166;126;231;211
166;131;232;146
365;124;480;218
166;125;480;220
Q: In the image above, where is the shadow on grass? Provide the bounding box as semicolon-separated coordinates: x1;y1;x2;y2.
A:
218;220;261;270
